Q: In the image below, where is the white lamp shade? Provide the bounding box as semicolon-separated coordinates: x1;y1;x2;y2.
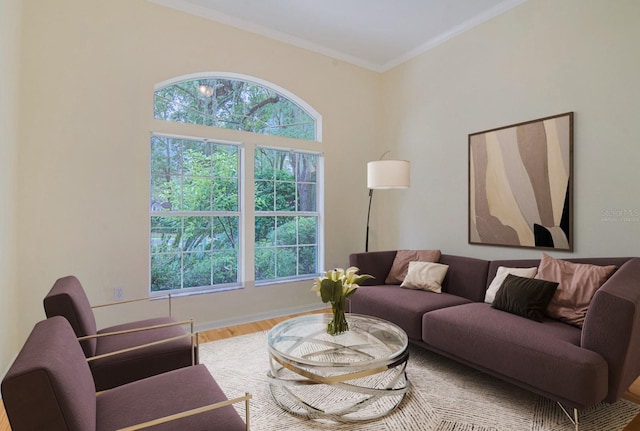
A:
367;160;410;189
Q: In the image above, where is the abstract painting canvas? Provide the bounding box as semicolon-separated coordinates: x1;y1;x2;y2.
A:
469;112;573;250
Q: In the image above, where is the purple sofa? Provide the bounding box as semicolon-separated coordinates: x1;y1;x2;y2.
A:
349;251;640;410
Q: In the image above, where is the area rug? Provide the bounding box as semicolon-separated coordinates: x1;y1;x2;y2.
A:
200;331;639;430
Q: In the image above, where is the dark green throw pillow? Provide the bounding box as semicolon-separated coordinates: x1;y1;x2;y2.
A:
492;274;559;322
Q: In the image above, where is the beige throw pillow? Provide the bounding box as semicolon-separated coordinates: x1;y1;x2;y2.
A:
484;266;538;303
535;253;617;327
400;261;449;293
385;249;441;284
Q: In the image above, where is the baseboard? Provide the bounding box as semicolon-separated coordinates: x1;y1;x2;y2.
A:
194;303;328;333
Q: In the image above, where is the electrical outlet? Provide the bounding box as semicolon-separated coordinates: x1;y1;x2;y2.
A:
113;287;125;301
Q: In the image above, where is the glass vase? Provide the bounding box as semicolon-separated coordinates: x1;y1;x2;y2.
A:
327;298;348;335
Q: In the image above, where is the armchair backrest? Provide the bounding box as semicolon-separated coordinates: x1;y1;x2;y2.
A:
1;316;97;431
43;275;98;357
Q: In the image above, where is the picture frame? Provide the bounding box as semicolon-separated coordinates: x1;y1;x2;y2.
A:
468;112;573;250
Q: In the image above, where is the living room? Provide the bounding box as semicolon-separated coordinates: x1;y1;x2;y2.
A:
1;0;639;429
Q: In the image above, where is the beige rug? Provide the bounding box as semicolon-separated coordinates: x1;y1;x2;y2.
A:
200;331;639;430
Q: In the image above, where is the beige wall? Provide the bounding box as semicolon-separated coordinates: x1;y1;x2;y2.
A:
377;0;640;259
0;0;21;375
5;0;640;374
15;0;381;347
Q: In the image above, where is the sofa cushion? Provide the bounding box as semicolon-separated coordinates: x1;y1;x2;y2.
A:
438;255;490;302
484;266;538;303
91;316;194;390
385;249;441;284
400;261;448;293
350;284;471;340
422;302;608;408
536;253;617;327
491;274;558;321
96;365;246;431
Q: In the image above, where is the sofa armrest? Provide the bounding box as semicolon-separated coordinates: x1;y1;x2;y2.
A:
581;257;640;402
349;251;397;285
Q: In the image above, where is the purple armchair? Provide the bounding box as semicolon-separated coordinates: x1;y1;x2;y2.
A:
1;316;250;431
44;275;196;391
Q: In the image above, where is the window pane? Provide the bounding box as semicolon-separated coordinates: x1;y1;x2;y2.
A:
275;181;296;211
276;247;297;278
183;141;212;176
213;250;238;284
183;252;211;288
150;216;181;253
212;216;238;250
183;216;211;251
151;253;181;291
275;151;295;181
213;178;238;211
254;148;275;180
297;153;317;182
255;180;274;211
255;247;275;281
255;216;275;246
154;78;316;141
298;217;317;245
299;246;317;275
276;216;296;246
183;177;212;211
297;183;316;212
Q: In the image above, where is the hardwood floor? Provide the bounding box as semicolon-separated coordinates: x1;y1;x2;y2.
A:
1;308;640;431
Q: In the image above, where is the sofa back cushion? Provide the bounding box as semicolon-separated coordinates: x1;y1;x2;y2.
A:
349;250;398;286
44;275;98;357
439;255;490;302
1;316;97;431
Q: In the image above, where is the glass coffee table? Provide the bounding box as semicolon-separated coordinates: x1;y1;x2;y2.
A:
267;313;410;422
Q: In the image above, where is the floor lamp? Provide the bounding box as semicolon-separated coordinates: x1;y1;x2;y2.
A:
366;160;411;252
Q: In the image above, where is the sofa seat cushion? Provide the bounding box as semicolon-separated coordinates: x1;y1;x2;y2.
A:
350;284;472;340
96;364;246;431
422;302;608;407
92;316;193;390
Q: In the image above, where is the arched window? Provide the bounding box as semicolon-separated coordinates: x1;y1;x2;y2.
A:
154;74;318;141
151;74;322;293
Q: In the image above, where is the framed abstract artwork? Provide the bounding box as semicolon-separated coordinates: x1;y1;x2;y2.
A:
468;112;573;250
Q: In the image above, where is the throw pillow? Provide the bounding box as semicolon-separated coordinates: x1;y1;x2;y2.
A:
492;274;559;322
385;249;441;284
484;266;538;303
535;253;617;327
400;261;449;293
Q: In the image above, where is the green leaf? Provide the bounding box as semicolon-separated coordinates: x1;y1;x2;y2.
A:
319;279;336;303
353;274;374;285
332;280;343;303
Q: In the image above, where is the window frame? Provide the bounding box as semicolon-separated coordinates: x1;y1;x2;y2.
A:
254;146;322;285
149;133;243;294
151;73;323;295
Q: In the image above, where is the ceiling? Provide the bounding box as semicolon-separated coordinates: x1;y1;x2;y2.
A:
149;0;527;72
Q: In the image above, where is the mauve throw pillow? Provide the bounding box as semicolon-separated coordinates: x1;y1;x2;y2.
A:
535;253;617;327
385;249;441;284
492;274;559;322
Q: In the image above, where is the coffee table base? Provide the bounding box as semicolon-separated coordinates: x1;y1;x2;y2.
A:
267;352;410;422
